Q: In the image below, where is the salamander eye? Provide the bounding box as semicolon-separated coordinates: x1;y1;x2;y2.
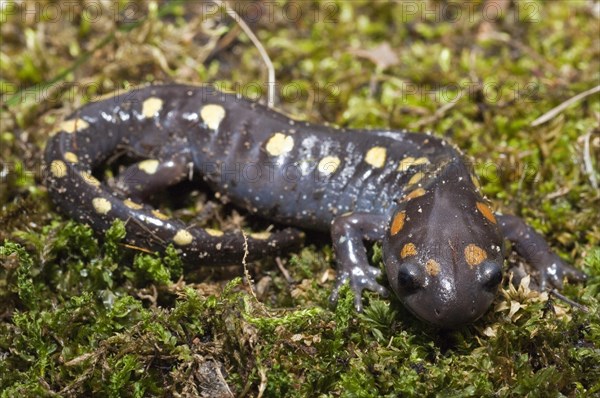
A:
479;261;503;292
396;263;425;293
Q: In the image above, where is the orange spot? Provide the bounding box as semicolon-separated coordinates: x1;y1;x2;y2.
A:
464;244;487;267
425;259;441;276
476;202;497;224
390;211;406;235
403;188;426;202
401;243;417;258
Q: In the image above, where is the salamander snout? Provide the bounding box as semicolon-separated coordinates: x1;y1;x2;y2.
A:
386;258;503;328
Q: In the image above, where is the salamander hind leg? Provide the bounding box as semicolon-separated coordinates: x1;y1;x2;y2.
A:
110;155;306;264
497;214;587;290
112;153;192;200
329;212;389;312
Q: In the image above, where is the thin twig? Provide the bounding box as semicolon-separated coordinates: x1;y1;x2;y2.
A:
582;131;598;189
275;257;294;284
410;97;460;130
240;230;257;301
531;85;600;127
217;0;276;107
212;361;235;398
550;289;589;313
257;365;268;398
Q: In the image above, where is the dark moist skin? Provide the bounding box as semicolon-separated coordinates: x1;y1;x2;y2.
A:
44;84;587;328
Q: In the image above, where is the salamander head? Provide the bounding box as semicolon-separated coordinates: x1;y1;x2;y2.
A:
382;180;504;328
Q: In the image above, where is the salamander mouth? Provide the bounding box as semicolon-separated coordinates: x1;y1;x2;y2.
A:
402;292;495;329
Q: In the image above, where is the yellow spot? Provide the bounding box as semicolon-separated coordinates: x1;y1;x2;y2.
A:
80;171;101;187
425;259;441;276
465;244;488;268
364;146;387;168
476;202;497;224
317;156;341;175
151;209;170;220
141;97;163;118
250;231;271;240
50;160;67;178
205;228;224;237
92;197;111;215
173;229;193;246
138;159;160;175
265;133;294;156
401;243;417;258
403;188;426;201
390;211;406;236
407;172;425;186
64;152;78;163
123;199;143;210
397;156;429;171
60;118;89;134
200;104;226;130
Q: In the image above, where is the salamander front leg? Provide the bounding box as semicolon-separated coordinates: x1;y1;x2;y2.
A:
496;214;587;290
329;212;389;312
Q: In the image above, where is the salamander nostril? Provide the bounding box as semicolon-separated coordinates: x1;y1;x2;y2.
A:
434;308;441;316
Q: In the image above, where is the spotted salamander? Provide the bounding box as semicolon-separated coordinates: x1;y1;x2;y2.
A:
45;84;586;328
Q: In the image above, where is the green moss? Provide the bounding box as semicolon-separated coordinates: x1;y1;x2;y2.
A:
0;1;598;396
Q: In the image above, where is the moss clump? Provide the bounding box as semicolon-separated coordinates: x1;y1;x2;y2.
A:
1;1;598;396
